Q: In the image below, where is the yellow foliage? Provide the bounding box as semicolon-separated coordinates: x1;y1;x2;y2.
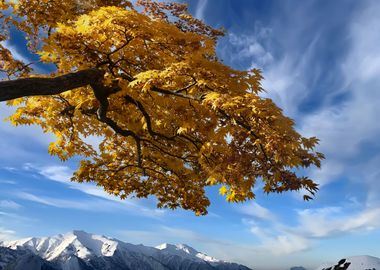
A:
219;186;228;196
0;0;323;215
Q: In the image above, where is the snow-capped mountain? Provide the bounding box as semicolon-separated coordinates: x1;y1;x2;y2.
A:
316;255;380;270
0;230;252;270
156;243;221;264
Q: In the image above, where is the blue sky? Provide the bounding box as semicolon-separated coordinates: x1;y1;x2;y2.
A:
1;1;380;269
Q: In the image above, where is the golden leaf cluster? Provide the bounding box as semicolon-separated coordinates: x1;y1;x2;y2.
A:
0;0;324;215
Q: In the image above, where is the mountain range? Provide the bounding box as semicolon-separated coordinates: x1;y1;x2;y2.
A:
1;231;379;270
0;230;251;270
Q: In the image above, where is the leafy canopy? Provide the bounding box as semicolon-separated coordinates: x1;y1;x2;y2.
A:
0;0;324;215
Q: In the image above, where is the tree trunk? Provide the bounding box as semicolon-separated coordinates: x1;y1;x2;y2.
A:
0;68;104;102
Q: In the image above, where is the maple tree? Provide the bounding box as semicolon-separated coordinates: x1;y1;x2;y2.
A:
0;0;324;215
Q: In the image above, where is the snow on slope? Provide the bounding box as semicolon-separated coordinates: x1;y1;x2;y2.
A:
2;230;225;265
156;243;222;263
316;255;380;270
3;230;119;260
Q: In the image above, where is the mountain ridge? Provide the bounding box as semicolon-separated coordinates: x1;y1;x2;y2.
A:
3;231;380;270
0;230;251;270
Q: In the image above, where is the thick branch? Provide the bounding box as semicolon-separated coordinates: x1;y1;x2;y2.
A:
0;68;104;102
89;80;143;168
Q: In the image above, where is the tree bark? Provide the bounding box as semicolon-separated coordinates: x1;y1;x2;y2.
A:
0;68;104;102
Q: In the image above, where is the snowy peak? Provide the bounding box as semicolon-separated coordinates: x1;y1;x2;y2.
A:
156;243;221;263
316;255;380;270
3;230;119;261
156;243;199;255
65;230;119;257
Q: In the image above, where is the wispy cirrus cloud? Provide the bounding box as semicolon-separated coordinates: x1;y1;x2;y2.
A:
244;218;310;255
242;203;380;257
0;104;55;164
0;227;17;241
0;211;35;241
293;206;380;238
12;190;164;218
239;202;276;222
22;163;126;202
221;0;380;196
0;179;17;185
226;32;274;69
220;0;380;260
298;0;380;197
14;191;125;212
16;163;166;218
0;200;21;210
0;41;32;65
194;0;208;20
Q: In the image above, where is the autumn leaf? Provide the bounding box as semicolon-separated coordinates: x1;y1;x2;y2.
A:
0;0;323;215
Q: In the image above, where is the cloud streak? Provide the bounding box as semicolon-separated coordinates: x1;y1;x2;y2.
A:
221;0;380;260
239;202;276;222
0;228;16;242
194;0;208;20
0;200;21;210
14;191;127;212
242;203;380;257
17;163;166;218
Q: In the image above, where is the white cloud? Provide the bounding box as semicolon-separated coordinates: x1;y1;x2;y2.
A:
342;1;380;84
308;158;344;187
0;227;16;241
1;40;49;74
0;200;21;210
243;219;311;255
0;179;17;185
23;163;73;183
1;41;31;64
260;33;320;118
225;32;274;69
22;163;118;199
259;233;310;256
0;211;34;241
294;206;380;238
0;104;55;163
242;204;380;257
222;1;380;203
298;1;380;194
194;0;208;20
14;191;124;212
16;163;166;217
0;211;31;221
294;207;346;238
239;202;276;221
